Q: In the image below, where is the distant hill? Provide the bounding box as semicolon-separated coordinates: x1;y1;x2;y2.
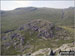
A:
1;7;74;33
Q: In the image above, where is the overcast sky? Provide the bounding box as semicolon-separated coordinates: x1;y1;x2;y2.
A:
1;1;74;10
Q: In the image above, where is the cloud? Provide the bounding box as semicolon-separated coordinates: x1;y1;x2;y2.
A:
15;1;32;7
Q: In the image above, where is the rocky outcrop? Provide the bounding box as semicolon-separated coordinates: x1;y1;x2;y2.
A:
30;43;75;56
18;19;72;39
31;48;51;56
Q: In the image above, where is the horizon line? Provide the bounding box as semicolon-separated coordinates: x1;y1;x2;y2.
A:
1;6;74;11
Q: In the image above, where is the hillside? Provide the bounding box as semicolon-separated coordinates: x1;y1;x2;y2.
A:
1;19;74;55
1;7;74;33
1;7;74;55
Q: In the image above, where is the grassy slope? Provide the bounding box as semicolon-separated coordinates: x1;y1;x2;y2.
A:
1;7;74;32
1;25;74;55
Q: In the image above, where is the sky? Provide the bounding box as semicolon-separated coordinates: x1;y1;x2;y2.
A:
1;1;74;10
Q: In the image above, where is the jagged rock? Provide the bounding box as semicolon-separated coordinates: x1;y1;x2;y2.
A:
2;36;7;40
31;48;51;56
19;27;24;30
11;33;17;39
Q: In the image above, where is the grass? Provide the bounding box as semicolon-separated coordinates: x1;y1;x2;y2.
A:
1;7;74;33
59;26;74;32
